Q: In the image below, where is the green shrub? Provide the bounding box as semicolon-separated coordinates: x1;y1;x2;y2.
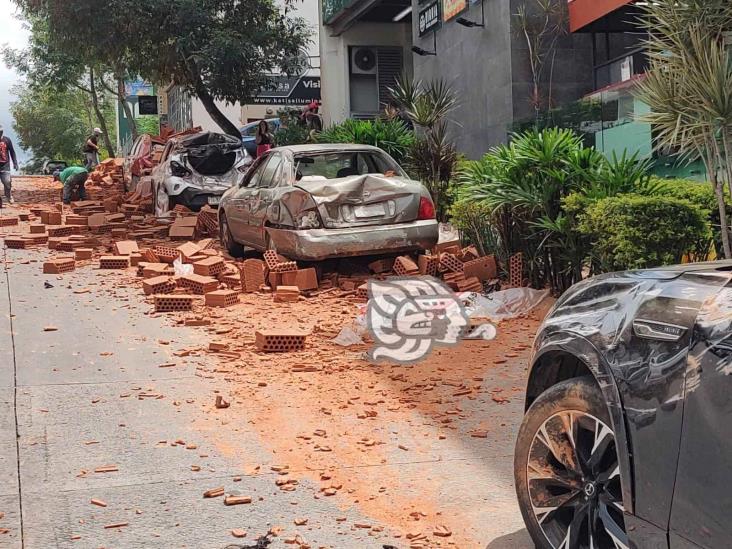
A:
580;194;711;271
317;118;415;165
653;177;728;260
449;199;499;258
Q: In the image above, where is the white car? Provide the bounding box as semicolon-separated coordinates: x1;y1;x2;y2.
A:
151;132;251;216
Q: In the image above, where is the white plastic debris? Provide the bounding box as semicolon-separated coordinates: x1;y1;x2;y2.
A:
173;256;193;276
463;288;550;321
333;326;365;346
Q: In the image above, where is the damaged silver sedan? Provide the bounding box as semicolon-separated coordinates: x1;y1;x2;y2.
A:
151;132;251;216
218;144;439;260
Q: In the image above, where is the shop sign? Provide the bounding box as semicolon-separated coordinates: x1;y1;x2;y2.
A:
419;1;441;36
442;0;467;21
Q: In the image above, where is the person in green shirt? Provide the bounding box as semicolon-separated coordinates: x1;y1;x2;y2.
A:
54;166;89;204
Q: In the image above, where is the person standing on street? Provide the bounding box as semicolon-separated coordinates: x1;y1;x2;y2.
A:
254;120;274;158
55;165;89;205
83;128;103;170
0;125;19;205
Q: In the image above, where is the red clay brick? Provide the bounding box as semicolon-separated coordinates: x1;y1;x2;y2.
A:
204;289;240;307
193;256;225;277
280;268;318;291
274;285;300;303
99;256;130;269
74;248;94;260
255;329;307;352
393;256;419;276
114;240;139;256
154;294;195;313
43;258;76;274
142;276;177;296
463;255;497;281
179;274;219;295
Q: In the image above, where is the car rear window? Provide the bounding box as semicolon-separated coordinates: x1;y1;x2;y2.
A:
294;151;404;180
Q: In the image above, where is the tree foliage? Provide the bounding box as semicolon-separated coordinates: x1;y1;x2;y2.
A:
636;0;732;257
9;83;114;165
16;0;311;137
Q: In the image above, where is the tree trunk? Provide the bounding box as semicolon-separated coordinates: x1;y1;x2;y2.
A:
89;67;116;157
192;77;240;137
116;77;138;143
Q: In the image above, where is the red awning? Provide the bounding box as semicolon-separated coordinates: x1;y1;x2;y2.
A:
568;0;634;32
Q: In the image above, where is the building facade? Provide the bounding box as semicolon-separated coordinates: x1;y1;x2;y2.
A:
411;0;596;158
319;0;413;124
319;0;598;158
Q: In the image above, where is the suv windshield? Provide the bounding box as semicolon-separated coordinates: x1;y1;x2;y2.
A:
294;151;404;180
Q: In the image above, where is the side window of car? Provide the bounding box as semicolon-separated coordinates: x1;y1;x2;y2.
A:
259;154;282;188
242;156;268;188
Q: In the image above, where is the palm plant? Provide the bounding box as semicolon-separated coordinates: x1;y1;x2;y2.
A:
636;0;732;258
388;78;459;221
458;128;657;294
317;118;415;165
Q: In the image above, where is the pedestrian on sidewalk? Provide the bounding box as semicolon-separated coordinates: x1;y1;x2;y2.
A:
0;125;19;205
254;120;273;158
83;128;103;170
55;166;89;205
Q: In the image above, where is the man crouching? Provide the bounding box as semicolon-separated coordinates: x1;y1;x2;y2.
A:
54;166;89;205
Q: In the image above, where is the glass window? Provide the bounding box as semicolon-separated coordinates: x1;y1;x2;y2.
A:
259;154;282;188
294;151;404;180
242;156;268;188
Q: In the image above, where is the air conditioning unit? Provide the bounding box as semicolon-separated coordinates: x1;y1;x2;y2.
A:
351;47;378;75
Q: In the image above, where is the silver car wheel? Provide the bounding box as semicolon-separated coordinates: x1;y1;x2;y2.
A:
527;410;628;549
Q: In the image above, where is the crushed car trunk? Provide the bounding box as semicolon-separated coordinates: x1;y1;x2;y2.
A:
180;132;241;176
293;174;422;229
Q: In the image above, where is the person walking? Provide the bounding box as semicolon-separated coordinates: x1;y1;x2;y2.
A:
254;120;273;158
0;125;19;205
55;165;89;205
83;128;103;170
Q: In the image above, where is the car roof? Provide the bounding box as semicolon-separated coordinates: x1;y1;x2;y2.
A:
241;118;279;129
277;144;384;154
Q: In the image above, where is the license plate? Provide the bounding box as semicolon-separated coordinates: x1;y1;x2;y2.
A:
207;196;221;206
354;203;385;218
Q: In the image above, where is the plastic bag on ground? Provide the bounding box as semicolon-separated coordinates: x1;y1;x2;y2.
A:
173;256;193;276
463;288;551;322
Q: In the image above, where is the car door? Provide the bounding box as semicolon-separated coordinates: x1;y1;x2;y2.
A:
246;152;283;248
124;137;141;184
226;155;268;244
669;282;732;548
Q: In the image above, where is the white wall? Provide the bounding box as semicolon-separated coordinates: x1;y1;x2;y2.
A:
319;20;412;125
192;100;243;133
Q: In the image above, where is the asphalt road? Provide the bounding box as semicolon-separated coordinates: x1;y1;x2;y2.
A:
0;199;534;548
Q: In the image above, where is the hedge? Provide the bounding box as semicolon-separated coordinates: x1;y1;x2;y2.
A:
580;194;711;271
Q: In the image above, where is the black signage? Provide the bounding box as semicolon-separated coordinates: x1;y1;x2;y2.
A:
138;95;159;115
252;76;321;106
419;1;441;37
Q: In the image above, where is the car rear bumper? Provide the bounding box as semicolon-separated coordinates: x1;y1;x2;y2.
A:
173;187;227;211
266;220;439;261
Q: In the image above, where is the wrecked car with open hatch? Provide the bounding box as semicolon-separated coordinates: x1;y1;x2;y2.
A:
151;131;251;216
218;144;439;260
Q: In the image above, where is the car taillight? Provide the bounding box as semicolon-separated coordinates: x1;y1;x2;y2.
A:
418;197;436;220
